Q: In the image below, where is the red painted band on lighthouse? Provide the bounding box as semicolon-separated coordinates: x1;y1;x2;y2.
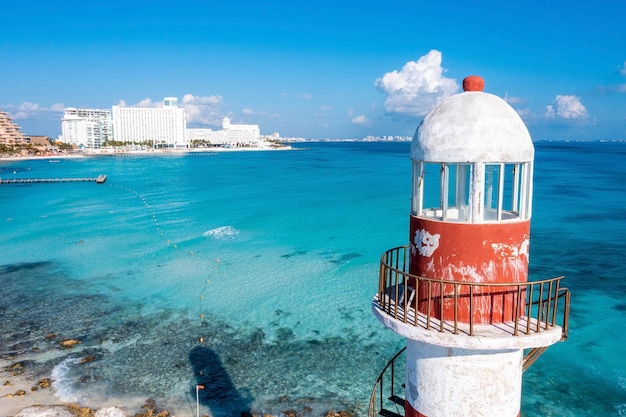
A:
409;216;530;324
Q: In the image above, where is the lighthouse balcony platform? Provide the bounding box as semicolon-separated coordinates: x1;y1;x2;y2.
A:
372;245;570;351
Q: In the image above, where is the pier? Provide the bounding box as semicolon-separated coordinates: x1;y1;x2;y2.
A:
0;174;107;184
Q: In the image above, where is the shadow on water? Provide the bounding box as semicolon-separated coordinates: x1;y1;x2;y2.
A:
189;345;252;417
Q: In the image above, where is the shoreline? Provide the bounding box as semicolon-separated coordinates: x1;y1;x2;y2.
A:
0;145;295;162
1;348;357;417
1;371;354;417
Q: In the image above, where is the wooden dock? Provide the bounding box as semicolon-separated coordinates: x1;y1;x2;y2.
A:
0;174;107;184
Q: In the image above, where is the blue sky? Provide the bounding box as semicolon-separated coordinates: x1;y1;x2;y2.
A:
2;0;626;140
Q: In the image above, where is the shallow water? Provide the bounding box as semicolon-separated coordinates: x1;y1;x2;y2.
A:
1;141;625;416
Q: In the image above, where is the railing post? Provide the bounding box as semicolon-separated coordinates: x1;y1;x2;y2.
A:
453;283;459;334
545;280;554;330
469;285;474;336
551;278;561;327
439;281;444;332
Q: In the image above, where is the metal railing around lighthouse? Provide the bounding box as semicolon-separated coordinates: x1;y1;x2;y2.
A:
369;245;571;417
376;245;570;339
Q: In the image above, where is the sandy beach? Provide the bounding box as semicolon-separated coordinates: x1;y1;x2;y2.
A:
0;145;294;163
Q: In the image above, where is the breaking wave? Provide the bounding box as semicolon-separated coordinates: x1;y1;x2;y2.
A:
51;357;82;402
202;226;240;240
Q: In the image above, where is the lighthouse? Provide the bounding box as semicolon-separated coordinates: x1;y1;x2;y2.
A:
371;76;570;417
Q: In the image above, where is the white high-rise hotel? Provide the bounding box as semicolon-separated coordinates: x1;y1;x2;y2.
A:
111;97;187;148
61;97;262;149
61;108;112;149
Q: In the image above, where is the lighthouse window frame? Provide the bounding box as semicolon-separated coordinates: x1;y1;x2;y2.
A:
413;160;533;222
442;163;471;221
482;162;532;221
412;161;471;222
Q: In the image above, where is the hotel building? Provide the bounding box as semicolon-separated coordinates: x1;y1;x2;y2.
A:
61;108;112;149
0;109;27;146
59;98;264;149
187;117;261;147
112;97;187;148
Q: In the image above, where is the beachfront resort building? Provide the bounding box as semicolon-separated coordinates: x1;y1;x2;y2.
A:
0;109;27;146
61;108;112;149
59;99;266;149
112;97;187;148
187;117;262;147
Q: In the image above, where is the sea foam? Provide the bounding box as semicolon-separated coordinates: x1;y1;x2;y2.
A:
51;357;82;402
202;226;239;240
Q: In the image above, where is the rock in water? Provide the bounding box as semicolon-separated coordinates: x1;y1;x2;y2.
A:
59;339;81;348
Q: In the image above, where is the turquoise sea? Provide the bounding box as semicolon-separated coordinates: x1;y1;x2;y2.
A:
1;141;625;416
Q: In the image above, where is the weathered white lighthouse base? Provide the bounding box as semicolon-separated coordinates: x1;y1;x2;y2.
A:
405;339;523;417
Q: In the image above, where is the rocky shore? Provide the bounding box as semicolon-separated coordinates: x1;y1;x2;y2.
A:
2;360;355;417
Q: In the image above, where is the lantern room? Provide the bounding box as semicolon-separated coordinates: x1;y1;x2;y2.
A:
410;76;535;224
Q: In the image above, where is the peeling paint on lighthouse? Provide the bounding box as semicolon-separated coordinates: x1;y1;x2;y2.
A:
412;228;440;257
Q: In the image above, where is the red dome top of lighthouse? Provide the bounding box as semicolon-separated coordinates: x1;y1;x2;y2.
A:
411;76;534;163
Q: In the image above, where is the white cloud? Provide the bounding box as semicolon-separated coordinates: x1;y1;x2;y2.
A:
116;98;161;108
351;114;369;125
315;105;333;118
375;50;458;117
9;101;65;120
298;93;312;100
241;108;279;119
135;98;159;108
515;108;533;119
619;61;626;76
116;95;224;126
181;94;223;126
503;93;525;104
597;84;626;94
545;95;588;119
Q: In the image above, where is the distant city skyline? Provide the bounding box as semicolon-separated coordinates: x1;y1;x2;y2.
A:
2;1;626;141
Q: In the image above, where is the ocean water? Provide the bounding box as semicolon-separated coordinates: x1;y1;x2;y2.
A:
0;141;625;416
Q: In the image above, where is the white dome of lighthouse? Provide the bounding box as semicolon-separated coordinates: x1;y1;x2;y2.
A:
411;76;534;163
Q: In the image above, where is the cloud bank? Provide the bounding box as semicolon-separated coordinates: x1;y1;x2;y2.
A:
7;102;64;120
375;50;458;117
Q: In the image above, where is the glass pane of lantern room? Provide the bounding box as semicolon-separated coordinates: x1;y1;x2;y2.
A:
446;163;471;222
483;164;501;221
420;162;443;218
501;163;521;220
